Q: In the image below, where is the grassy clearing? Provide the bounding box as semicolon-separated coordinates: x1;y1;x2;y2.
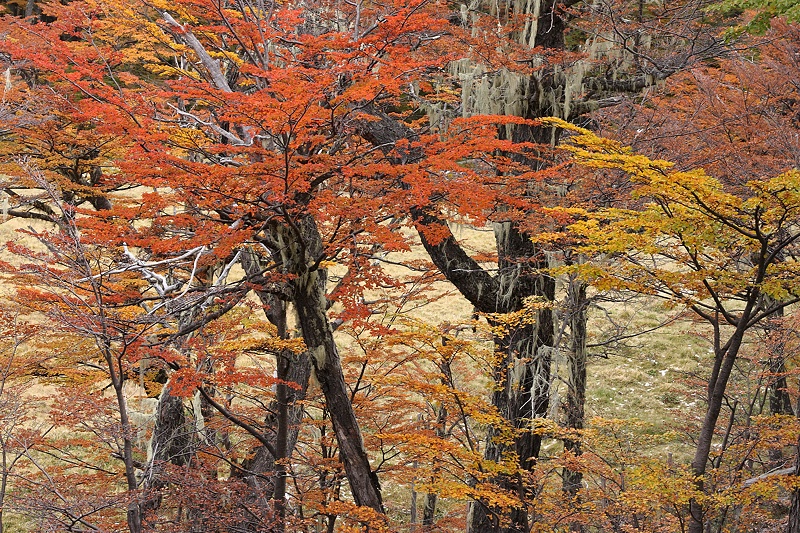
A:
585;301;708;423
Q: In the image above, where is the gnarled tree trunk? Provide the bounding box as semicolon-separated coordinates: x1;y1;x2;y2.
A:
279;216;384;514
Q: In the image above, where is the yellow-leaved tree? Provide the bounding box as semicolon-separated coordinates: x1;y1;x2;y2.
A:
545;117;800;533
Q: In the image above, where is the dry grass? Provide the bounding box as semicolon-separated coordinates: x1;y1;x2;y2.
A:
0;213;717;528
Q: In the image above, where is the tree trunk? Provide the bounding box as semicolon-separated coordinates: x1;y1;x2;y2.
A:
294;283;384;512
23;0;35;18
562;277;588;502
141;386;192;522
356;27;570;530
688;301;754;533
283;216;384;514
463;224;555;533
106;345;143;533
422;381;448;529
0;447;6;533
423;492;437;528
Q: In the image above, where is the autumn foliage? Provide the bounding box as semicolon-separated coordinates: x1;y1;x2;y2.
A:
0;0;797;531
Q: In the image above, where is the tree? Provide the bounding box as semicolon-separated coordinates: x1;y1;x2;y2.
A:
553;117;800;533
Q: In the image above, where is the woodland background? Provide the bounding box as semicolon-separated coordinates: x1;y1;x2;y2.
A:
0;0;798;531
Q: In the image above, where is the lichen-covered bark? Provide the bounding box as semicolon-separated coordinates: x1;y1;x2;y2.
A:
562;277;588;502
278;216;384;513
467;224;555;533
141;387;192;524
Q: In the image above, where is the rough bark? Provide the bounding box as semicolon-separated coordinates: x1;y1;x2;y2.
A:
294;279;383;512
141;387;192;523
562;278;588;500
467;223;556;533
281;216;384;514
422;493;438;527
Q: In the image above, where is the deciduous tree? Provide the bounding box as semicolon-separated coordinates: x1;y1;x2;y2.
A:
555;117;800;533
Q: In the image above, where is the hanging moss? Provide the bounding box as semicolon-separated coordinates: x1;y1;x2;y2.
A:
451;59;532;136
450;0;666;139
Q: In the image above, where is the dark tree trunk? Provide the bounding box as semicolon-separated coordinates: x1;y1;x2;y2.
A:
423;492;438;527
768;357;794;418
231;347;309;531
562;277;588;502
141;387;192;523
283;216;384;514
688;300;755;533
466;224;555;533
294;280;384;512
359;119;560;532
422;384;448;528
763;306;794;471
355;20;574;527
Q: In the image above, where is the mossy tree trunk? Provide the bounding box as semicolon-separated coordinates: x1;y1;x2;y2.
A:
280;216;384;514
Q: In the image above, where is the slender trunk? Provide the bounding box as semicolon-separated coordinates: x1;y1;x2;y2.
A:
563;277;588;521
237;250;312;530
422;388;447;528
790;390;800;533
688;302;754;533
271;347;292;533
188;357;222;533
108;352;142;533
410;481;417;530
